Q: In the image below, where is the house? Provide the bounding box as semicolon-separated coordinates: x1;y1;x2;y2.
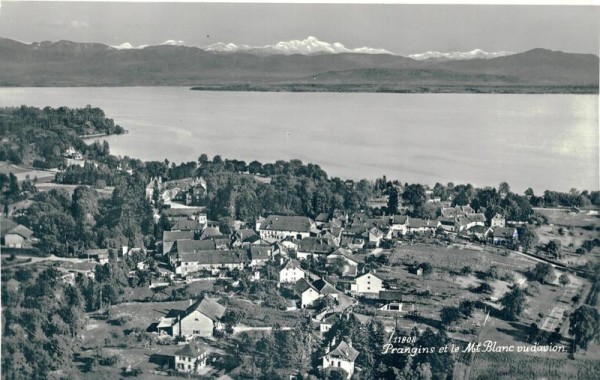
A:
488;227;518;245
157;298;226;339
163;230;195;254
315;212;330;227
319;313;338;337
456;213;486;232
297;237;337;260
175;250;245;276
294;278;322;308
172;219;203;234
312;278;356;311
364;227;384;248
390;215;409;235
326;248;360;277
1;223;34;249
85;248;110;265
169;239;217;265
248;246;272;267
199;227;223;241
279;259;305;284
406;218;438;234
322;339;359;379
491;214;506;228
351;272;384;297
257;215;314;241
232;229;259;247
173;343;210;374
437;217;457;233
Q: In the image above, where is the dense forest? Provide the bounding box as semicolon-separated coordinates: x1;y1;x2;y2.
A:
0;106;124;168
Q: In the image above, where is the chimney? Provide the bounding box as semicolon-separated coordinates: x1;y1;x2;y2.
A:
330;336;336;349
189;299;193;306
347;339;352;348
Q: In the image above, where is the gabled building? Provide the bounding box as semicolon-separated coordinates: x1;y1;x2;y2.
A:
491;213;506;228
170;239;217;265
175;250;245;276
406;218;438;234
163;230;195;254
488;227;518;245
326;248;360;277
279;259;305;284
322;339;359;379
297;237;337;260
294;278;322;308
248;246;272;267
172;219;203;234
351;272;385;297
157;298;226;339
257;215;314;241
390;215;409;235
1;223;34;249
173;343;210;374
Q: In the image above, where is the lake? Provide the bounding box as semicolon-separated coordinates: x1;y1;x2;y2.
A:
0;87;597;193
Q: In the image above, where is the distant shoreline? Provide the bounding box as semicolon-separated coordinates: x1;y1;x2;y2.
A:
190;84;599;95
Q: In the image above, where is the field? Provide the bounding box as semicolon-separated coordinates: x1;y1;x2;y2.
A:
534;208;600;228
469;352;600;380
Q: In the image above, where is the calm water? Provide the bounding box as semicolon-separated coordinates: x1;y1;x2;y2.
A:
1;87;597;192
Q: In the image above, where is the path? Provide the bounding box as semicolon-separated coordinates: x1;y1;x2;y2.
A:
0;253;87;266
540;275;582;332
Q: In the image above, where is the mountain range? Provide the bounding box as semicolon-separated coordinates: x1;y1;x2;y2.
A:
0;37;597;93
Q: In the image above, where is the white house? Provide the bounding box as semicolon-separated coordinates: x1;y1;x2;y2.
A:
322;339;359;379
157;298;226;339
294;278;322;308
351;272;385;297
173;343;209;374
279;259;305;284
390;215;409;235
491;213;506;228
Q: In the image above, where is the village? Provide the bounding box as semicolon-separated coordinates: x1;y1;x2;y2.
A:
3;166;599;379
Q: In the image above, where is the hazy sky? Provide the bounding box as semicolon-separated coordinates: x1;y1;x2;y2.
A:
0;2;598;55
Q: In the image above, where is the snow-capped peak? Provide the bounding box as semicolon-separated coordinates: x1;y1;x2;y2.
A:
161;40;185;47
408;49;514;61
202;36;393;56
111;40;185;50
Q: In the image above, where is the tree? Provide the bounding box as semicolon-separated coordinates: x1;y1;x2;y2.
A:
527;323;539;343
440;306;461;327
402;184;426;210
412;328;454;380
559;274;571;287
500;287;527;320
475;282;493;294
569;305;600;352
458;300;475;317
545;240;562;258
530;263;555;284
517;226;537;252
498;181;511;195
387;186;399;214
420;262;433;278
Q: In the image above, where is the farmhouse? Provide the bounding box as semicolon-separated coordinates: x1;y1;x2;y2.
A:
293;278;322;308
1;223;34;249
157;298;226;339
257;215;314;241
175;250;245;276
163;230;195;254
488;227;518;245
